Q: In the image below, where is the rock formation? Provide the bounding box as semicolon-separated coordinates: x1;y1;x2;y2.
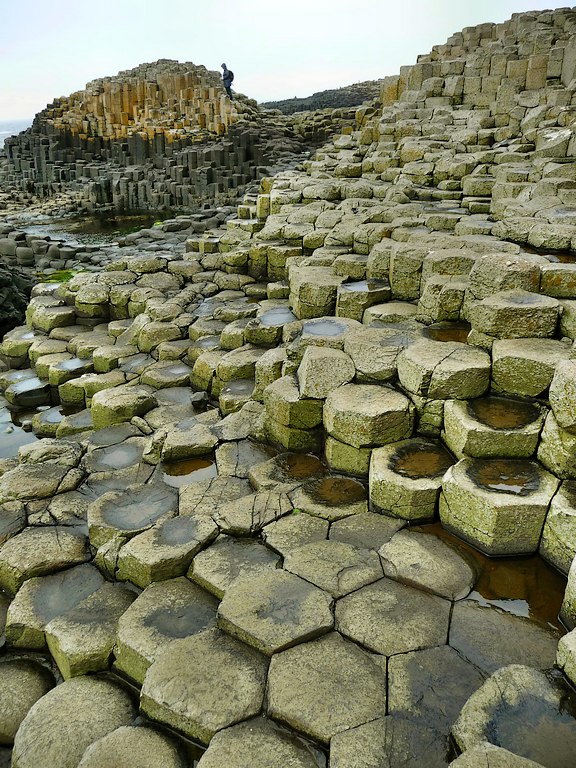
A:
0;60;359;213
3;7;576;768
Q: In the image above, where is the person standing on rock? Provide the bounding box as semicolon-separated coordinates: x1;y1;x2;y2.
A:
221;63;234;99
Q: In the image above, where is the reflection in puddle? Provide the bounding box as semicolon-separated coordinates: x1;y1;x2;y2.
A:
415;522;566;632
467;396;542;430
467;458;541;496
306;476;366;506
275;453;328;482
303;319;348;337
161;457;218;487
424;321;471;343
390;440;454;479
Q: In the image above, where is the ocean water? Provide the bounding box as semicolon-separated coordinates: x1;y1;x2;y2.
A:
0;119;32;150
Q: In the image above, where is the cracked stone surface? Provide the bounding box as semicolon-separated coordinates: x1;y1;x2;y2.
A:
179;476;252;517
262;512;328;556
140;627;268;744
283;539;383;597
217;570;333;655
329;511;405;550
266;632;387;745
330;715;450;768
388;645;485;731
449;600;561;676
213;490;293;535
0;526;90;594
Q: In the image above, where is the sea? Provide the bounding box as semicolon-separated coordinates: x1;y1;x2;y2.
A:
0;118;32;150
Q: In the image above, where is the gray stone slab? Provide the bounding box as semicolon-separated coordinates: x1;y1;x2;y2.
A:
11;676;136;768
379;529;476;599
0;526;90;594
217;570;333;655
336;577;451;655
284;540;383;597
266;632;387;745
388;645;485;731
196;717;322;768
114;577;219;684
45;582;135;679
140;627;268;744
188;535;281;598
449;600;561;676
262;512;329;556
214;491;293;535
330;715;449;768
116;514;219;588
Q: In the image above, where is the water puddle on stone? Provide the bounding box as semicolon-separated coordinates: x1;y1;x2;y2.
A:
414;522;566;633
339;279;388;292
466;458;541;496
275;453;328;483
161;457;218;488
424;321;471;343
258;307;297;327
467;396;541;430
0;404;38;458
306;476;366;506
389;440;455;479
100;485;177;530
303;318;348;337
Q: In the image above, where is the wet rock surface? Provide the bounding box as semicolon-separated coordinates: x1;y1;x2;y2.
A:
3;8;576;766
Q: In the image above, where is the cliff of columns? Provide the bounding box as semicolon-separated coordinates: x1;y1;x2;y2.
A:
0;60;360;213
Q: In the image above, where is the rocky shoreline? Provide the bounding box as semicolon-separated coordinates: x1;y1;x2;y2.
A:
2;6;576;768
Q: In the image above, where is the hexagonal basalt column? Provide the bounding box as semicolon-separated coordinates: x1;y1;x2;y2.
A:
443;396;546;459
266;632;387;745
140;628;268;745
114;577;219;684
561;558;576;630
369;437;455;522
196;717;321;768
324;384;414;449
283;540;383;598
91;384;157;430
288;265;346;319
469;290;560;339
217;570;333;655
440;458;560;555
397;340;491;400
88;483;179;548
335;279;391;322
335;578;451;655
549;359;576;434
540;481;576;575
451;664;576;766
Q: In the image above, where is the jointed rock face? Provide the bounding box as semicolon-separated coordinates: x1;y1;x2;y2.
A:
3;7;576;768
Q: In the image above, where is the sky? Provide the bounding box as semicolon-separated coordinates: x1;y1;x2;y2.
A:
0;0;570;122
